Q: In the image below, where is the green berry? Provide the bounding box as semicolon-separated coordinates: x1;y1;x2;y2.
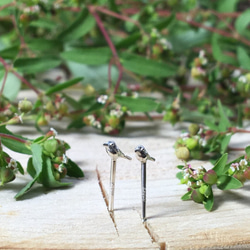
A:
191;189;204;203
43;139;58;154
175;147;190;161
18;99;33;113
185;138;198;150
188;124;200;136
203;169;217;185
0;167;15;185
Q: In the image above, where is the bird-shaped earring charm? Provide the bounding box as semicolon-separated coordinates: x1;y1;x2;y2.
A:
103;141;132;212
135;145;155;222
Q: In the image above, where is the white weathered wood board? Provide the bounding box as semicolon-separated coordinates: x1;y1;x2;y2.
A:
1;113;250;249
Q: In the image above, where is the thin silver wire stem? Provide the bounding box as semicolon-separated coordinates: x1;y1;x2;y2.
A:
109;160;116;212
141;162;146;222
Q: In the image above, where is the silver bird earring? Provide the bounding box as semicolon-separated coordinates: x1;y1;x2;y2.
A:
135;145;155;222
103;141;132;212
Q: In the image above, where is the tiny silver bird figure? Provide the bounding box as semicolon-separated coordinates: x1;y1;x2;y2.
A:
103;141;132;161
103;140;131;212
135;145;155;163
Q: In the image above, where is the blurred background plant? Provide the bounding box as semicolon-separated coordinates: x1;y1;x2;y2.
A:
0;0;250;141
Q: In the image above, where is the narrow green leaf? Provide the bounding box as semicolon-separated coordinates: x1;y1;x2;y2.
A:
220;133;232;154
45;77;83;95
15;176;39;200
29;19;57;30
0;45;19;59
115;95;158;112
61;48;112;65
203;190;214;211
14;57;61;74
31;143;43;174
204;119;218;131
41;156;71;188
120;52;177;77
218;100;231;132
212;153;228;175
58;10;95;41
212;34;238;66
27;39;62;52
27;157;37;178
181;191;191;201
237;46;250;70
235;9;250;37
0;126;31;155
116;33;141;49
66;158;84;178
16;161;24;175
217;175;243;190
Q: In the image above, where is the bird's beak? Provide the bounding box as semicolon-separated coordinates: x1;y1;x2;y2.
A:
103;142;108;147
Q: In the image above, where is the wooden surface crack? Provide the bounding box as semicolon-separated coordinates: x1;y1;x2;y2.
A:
96;166;119;236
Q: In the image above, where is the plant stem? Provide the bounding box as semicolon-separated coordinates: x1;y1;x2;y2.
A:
0;56;41;95
89;6;123;94
0;68;8;96
0;133;29;144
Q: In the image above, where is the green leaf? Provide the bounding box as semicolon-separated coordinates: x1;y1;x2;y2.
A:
245;146;250;159
116;33;141;49
29;19;57;30
0;45;19;59
235;9;250;38
220;133;232;154
181;191;191;201
31;143;44;174
217;0;239;12
0;126;31;154
203;190;214;211
212;34;238;66
15;176;39;200
218;100;231;132
204;119;218;131
176;171;183;180
40;156;71;188
0;0;14;6
120;52;177;77
237;46;250;70
66;158;84;178
217;175;243;190
58;10;95;41
0;71;21;101
115;95;158;112
27;39;62;52
45;77;83;95
14;57;61;74
177;165;185;170
16;161;24;175
212;153;228;175
27;157;36;178
61;48;112;65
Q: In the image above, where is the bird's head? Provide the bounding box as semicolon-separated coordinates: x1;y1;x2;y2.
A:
103;141;118;154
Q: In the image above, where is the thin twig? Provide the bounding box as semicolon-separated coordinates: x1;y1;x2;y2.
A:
88;6;123;94
0;133;29;144
0;69;8;96
0;56;41;95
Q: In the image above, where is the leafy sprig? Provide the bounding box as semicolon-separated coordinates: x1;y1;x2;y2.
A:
176;148;250;211
0;127;83;199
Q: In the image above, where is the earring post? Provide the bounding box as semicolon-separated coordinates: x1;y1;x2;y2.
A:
109;159;116;212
